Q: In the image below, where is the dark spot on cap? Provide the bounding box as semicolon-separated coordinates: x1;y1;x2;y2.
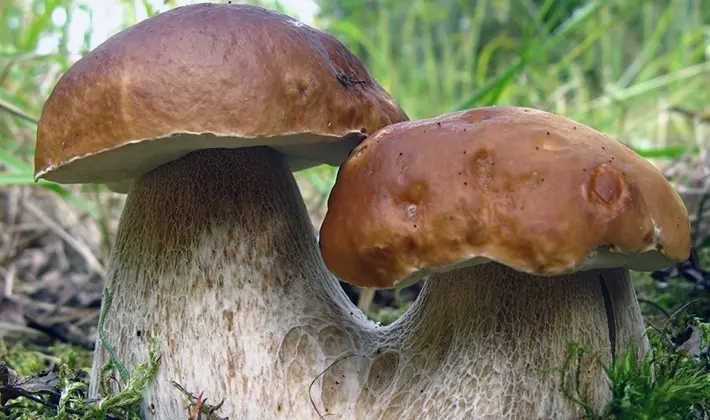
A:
589;164;624;206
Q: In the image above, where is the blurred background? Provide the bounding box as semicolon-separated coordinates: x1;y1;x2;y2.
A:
1;0;709;358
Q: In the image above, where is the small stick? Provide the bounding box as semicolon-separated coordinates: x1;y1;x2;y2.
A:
22;201;105;277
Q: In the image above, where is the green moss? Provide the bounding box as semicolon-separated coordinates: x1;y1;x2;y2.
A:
366;289;414;326
0;334;159;419
562;314;710;419
0;341;48;376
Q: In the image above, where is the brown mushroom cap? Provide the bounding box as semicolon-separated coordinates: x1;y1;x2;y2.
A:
34;3;407;191
319;106;690;288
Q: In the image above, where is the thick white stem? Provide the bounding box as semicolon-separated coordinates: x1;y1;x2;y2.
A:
87;150;649;419
88;147;373;419
320;263;649;419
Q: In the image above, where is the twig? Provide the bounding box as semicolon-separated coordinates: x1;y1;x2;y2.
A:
0;321;44;339
668;106;710;124
357;288;376;313
0;97;38;125
22;200;105;321
74;309;101;328
91;185;113;260
42;310;93;325
0;390;84;416
2;263;15;297
308;354;366;419
0;228;49;267
22;200;105;277
9;295;96;316
41;273;98;323
0;188;22;281
675;186;710;195
4;186;21;225
0;52;58;88
0;379;119;419
23;314;94;349
637;298;671;318
662;298;702;332
691;193;710;246
0;56;18;88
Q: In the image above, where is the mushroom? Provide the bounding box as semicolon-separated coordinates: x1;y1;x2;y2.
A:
319;106;690;418
34;3;407;418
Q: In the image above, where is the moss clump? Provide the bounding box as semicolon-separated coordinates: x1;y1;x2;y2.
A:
562;313;710;419
0;333;159;419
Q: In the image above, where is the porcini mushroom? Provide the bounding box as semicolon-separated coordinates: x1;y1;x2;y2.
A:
319;106;690;418
34;3;407;418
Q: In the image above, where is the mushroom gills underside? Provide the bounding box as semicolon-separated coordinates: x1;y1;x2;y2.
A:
38;132;363;193
390;245;674;290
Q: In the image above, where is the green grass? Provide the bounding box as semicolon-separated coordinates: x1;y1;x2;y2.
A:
365;288;415;326
0;335;159;419
321;0;709;134
561;315;710;419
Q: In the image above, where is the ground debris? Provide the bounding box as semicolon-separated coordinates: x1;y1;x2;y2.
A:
173;381;228;420
0;185;115;350
0;360;60;406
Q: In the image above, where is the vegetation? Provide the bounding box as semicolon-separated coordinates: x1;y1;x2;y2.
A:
0;0;708;418
561;313;710;419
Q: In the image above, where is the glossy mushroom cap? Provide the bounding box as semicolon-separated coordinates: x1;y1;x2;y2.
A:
319;106;690;288
34;3;408;191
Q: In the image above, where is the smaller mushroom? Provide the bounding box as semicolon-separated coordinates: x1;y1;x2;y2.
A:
319;106;690;419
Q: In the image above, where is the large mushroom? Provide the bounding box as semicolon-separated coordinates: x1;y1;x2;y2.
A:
319;106;690;418
34;3;407;418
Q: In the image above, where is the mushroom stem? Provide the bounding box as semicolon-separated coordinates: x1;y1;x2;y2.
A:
87;147;370;418
355;263;649;419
